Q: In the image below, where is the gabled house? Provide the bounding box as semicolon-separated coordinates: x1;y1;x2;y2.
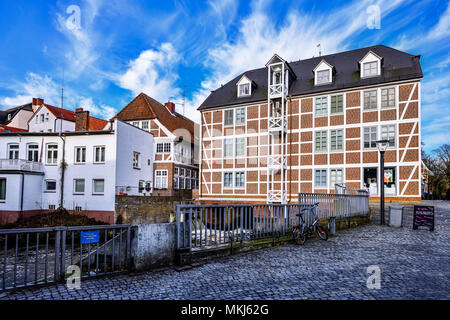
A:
198;44;423;204
113;92;199;196
0;102;35;130
28;98;108;133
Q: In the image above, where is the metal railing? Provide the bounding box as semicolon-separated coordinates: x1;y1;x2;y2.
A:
0;159;44;173
176;204;307;251
0;224;133;291
298;192;369;221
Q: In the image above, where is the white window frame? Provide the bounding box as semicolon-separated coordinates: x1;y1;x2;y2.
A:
381;125;396;148
94;146;105;164
224;109;234;126
381;87;396;109
363;126;378;149
133;152;140;169
316;70;330;85
330;129;343;151
154;170;168;189
92;179;105;195
238;83;250;97
330;169;344;188
315;131;327;153
0;178;6;202
363;61;378;78
27;144;39;162
73;179;85;195
314;96;328;116
141;120;149;130
7;143;19;160
314;169;327;188
235;107;246;125
330;94;344;114
235;172;245;188
74;146;86;164
223;172;233;188
46;144;58;165
224;138;233;158
235;137;246;157
45;179;57;193
363;89;378;110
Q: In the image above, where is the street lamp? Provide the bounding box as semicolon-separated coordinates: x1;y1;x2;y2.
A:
376;139;390;225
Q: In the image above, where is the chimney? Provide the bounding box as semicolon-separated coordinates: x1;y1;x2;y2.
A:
32;98;44;112
75;108;90;131
164;101;175;114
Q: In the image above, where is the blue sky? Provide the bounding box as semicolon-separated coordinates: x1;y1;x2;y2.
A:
0;0;448;152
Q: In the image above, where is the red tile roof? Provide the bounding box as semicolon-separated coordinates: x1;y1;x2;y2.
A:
113;93;197;137
0;125;28;133
43;104;108;131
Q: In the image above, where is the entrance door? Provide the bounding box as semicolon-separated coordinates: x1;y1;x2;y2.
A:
363;168;378;195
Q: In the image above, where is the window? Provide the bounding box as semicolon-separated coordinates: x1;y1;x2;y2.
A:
138;180;145;193
364;127;378;149
180;168;185;176
93;179;104;194
27;144;39;162
40;114;44;122
224;109;233;126
364;90;377;110
163;143;171;153
381;125;396;147
315;97;328;116
235;137;246;157
156;143;164;153
8;144;19;160
363;61;378;77
46;144;58;164
331;95;343;114
316;70;330;85
45;180;56;192
74;179;85;194
133;152;140;169
224;139;233;157
0;178;6;201
273;71;281;84
224;172;233;188
75;147;86;164
315;131;327;152
132;121;139;127
236;108;246;124
239;84;250;97
45;113;49;122
174;176;179;189
381;88;395;108
330;169;343;188
315;169;327;188
235;172;245;188
180;176;185;189
94;146;105;163
330;129;343;151
154;170;168;189
186;177;191;189
49;205;56;210
141;120;149;130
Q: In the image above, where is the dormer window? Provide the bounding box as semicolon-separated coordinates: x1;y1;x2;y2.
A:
239;83;250;96
313;59;333;86
236;74;253;98
316;70;330;85
273;70;282;85
363;61;378;77
359;50;382;78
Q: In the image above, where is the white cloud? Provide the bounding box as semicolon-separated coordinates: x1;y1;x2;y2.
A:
0;73;115;120
115;42;181;103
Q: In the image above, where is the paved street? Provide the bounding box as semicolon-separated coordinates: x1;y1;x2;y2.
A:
1;201;449;300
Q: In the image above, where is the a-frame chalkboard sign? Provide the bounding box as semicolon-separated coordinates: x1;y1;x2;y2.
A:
413;205;434;231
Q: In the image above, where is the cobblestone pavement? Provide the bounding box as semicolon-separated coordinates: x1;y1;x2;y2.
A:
1;201;449;300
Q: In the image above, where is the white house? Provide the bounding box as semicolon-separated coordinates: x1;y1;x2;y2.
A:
0;119;154;225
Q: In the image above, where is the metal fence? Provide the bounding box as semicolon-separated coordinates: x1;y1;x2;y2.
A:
176;193;369;251
176;204;306;251
298;192;369;222
0;224;133;291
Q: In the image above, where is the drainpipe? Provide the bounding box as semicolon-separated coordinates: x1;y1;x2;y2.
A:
19;173;25;219
58;134;66;210
288;94;293;203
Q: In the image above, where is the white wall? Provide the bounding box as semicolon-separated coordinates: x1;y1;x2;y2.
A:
115;120;154;196
7;109;34;130
28;107;75;133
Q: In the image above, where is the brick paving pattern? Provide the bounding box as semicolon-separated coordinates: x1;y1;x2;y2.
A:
1;200;449;300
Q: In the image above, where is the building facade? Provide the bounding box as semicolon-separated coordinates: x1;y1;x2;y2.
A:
0;120;154;224
198;45;423;204
113;93;199;197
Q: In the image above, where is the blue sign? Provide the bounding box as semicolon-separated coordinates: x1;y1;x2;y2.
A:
81;231;100;244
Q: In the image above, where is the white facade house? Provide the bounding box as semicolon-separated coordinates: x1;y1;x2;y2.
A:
28;105;75;133
0;120;154;224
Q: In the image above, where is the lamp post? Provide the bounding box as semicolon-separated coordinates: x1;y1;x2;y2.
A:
375;139;390;225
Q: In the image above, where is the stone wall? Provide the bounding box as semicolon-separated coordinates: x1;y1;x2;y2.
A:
115;195;192;225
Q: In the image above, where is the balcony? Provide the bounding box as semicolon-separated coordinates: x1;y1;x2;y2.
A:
0;159;44;173
174;154;193;165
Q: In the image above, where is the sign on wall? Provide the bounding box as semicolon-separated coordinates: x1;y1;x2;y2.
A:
413;205;434;231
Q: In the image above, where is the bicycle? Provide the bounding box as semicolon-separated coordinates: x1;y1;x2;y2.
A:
292;202;328;245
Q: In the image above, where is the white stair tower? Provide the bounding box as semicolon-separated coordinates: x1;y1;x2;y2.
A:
266;54;292;204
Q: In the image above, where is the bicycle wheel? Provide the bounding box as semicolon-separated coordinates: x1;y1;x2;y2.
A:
292;227;307;245
316;225;328;241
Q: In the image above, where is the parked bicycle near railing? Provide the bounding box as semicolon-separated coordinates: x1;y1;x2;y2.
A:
292;203;328;245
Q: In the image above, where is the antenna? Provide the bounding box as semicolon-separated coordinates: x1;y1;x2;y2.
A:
60;69;64;134
182;85;186;116
317;43;322;57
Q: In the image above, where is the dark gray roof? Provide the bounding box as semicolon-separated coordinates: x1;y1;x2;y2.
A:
198;45;423;110
0;103;33;124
